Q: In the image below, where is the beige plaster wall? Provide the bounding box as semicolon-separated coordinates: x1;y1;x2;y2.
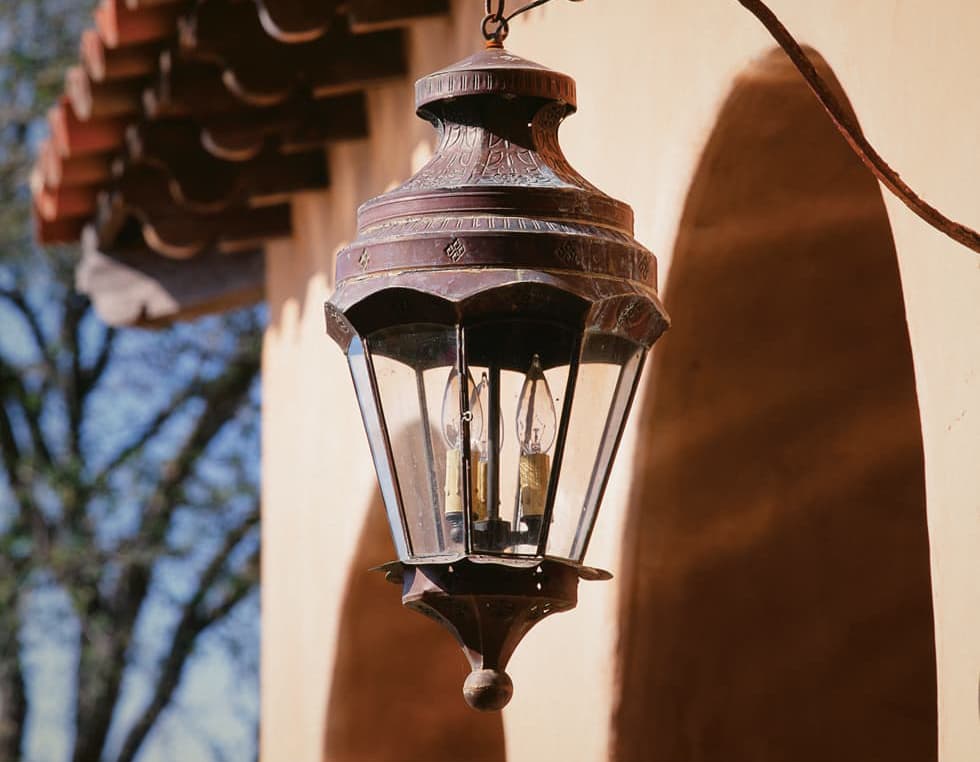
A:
262;2;979;760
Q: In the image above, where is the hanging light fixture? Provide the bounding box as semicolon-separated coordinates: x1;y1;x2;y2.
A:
324;0;668;711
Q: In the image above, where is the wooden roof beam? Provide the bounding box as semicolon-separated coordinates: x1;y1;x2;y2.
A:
31;167;98;221
124;0;186;10
39;140;112;188
144;203;292;257
346;0;451;32
254;0;337;44
178;2;406;104
81;28;160;82
78;226;265;328
35;208;87;245
121;125;330;210
66;65;144;121
308;27;406;97
201;91;368;160
96;182;293;259
143;52;251;119
48;97;128;157
94;0;182;48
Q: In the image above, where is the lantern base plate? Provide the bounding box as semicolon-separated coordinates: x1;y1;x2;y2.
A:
381;557;609;711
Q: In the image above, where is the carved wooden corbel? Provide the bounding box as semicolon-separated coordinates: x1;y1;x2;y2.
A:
253;0;337;44
78;226;265;328
178;1;407;105
200;91;368;160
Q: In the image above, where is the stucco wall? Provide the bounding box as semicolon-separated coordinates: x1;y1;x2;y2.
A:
262;2;979;760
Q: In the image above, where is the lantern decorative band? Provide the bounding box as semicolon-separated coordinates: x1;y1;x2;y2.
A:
325;45;668;710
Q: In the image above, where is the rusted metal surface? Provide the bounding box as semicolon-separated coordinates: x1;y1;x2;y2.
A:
401;558;581;711
327;46;668;351
326;46;668;710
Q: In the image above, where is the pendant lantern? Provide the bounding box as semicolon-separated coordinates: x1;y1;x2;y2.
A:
325;42;668;710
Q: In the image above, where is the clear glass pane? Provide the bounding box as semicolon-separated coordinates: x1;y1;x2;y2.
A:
465;322;573;556
367;324;462;558
347;336;409;559
548;333;645;562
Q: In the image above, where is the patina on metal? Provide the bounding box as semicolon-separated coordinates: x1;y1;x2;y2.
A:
325;43;668;711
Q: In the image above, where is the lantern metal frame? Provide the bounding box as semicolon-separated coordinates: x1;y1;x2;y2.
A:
325;43;668;710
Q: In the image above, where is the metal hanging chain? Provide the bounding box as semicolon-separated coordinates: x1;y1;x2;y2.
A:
483;0;582;44
478;0;979;254
738;0;980;254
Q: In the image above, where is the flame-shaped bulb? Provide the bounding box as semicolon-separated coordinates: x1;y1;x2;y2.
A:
516;354;556;525
441;368;485;527
441;368;484;449
516;354;556;456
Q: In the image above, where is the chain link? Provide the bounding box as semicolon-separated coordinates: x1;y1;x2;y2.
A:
481;0;582;44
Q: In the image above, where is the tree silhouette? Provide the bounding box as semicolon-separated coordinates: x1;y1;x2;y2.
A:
0;1;261;759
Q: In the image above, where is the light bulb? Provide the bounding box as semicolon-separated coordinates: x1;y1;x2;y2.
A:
516;354;556;526
472;372;505;457
440;368;484;449
516;354;556;456
441;367;486;528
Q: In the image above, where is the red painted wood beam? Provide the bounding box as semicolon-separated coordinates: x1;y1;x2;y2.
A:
94;0;181;48
39;140;112;188
66;65;143;121
81;28;160;82
48;97;128;157
31;170;99;221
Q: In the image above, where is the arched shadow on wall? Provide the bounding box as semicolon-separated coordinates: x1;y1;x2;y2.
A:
323;491;506;762
613;48;937;762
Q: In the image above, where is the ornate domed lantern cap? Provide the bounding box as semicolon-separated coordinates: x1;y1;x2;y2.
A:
325;45;668;711
326;45;666;348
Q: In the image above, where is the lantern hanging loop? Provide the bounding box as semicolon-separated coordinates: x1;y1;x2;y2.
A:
482;0;585;44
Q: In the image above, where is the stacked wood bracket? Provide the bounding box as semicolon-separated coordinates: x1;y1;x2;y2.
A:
32;0;450;326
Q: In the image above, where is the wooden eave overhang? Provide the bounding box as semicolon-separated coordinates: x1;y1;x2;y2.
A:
32;0;450;327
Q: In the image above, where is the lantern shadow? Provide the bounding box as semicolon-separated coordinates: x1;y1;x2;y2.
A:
322;465;506;761
613;48;936;761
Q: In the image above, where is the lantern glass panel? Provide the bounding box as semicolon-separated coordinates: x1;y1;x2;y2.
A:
347;336;410;559
547;333;645;562
366;323;463;559
464;321;574;556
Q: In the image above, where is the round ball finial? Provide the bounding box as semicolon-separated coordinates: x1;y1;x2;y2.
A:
463;669;514;711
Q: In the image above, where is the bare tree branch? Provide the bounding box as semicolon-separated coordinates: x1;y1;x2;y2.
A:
138;344;261;544
0;287;54;372
69;341;260;762
0;394;52;549
0;585;26;762
0;356;53;468
92;383;199;485
115;509;260;762
59;292;89;462
79;325;116;398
